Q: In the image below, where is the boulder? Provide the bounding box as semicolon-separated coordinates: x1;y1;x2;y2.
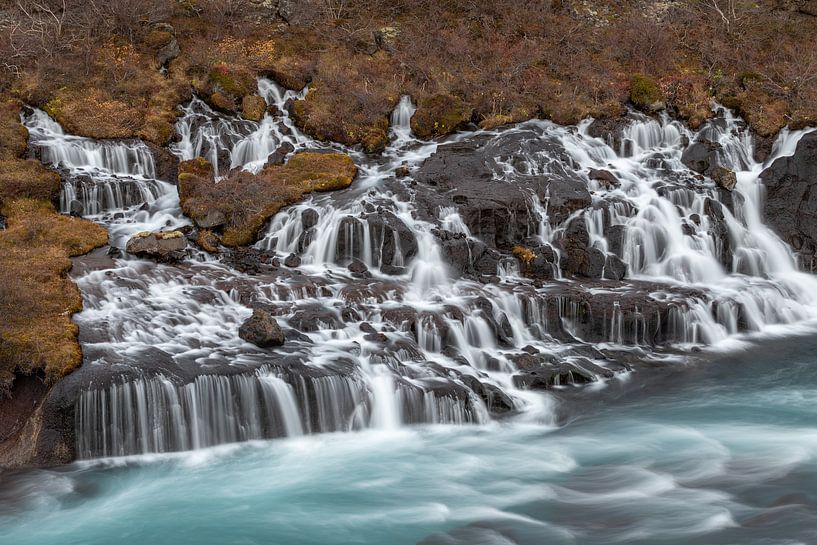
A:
241;95;267;122
284;253;301;267
711;165;737;191
68;199;84;217
588;168;620;188
126;231;187;262
603;254;628;280
239;308;285;347
760;132;817;267
681;139;723;174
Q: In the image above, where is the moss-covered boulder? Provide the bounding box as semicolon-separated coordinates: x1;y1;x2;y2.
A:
629;74;665;112
242;95;268;122
411;94;471;139
125;230;188;262
179;152;357;246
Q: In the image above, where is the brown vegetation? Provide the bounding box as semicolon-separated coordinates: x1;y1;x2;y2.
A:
179;152;357;246
1;1;814;152
0;199;108;394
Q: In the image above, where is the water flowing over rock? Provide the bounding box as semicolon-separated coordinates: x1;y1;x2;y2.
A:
9;78;817;466
761;131;817;268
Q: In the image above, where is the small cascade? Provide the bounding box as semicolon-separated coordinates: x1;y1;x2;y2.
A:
390;95;416;142
23;109;171;222
75;368;485;459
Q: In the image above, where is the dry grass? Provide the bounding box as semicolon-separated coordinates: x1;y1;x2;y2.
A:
179;152;357;246
0;99;61;203
0;199;108;394
1;1;816;145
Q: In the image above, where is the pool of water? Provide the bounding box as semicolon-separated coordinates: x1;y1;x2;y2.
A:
3;333;817;545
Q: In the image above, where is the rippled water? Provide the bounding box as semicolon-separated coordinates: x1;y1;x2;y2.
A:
3;332;817;545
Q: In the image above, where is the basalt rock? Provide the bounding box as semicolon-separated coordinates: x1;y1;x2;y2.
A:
413;131;591;251
588;168;620;188
239;308;285;348
126;231;187;262
711;165;737;191
681;139;724;174
761;132;817;268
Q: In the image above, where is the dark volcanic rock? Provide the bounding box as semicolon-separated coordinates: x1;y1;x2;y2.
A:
587;115;629;152
68;199;84;217
125;231;187;262
145;142;180;182
239;308;285;348
681;139;723;174
413;132;591;250
512;360;599;390
588;168;620;188
761;132;817;267
284;253;301;267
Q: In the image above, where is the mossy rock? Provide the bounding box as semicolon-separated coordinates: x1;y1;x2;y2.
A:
178;152;356;247
241;95;267;122
209;91;237;113
411;94;471;139
208;63;256;98
629;74;664;111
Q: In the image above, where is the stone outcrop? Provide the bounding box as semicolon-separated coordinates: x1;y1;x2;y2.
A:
126;231;187;261
761;132;817;267
239;308;285;347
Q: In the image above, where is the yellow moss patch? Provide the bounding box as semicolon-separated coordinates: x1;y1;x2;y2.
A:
512;246;536;266
629;74;663;109
0;199;108;390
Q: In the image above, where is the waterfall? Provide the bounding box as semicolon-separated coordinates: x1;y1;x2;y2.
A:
75;369;485;458
31;77;816;461
390;95;416;142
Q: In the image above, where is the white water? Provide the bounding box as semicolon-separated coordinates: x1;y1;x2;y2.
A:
20;83;817;459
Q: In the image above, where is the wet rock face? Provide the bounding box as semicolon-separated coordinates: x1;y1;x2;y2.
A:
125;231;187;262
761;132;817;267
413;130;591;250
239;308;285;347
681;139;723;173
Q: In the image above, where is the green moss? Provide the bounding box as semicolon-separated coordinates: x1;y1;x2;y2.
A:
208;63;254;98
629;74;663;109
411;94;471;139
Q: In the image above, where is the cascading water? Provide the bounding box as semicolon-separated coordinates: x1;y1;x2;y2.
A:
22;78;817;460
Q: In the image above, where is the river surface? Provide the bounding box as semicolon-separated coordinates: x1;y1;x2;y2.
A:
3;331;817;545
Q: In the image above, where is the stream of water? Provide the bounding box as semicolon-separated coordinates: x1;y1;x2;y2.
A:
2;333;817;544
